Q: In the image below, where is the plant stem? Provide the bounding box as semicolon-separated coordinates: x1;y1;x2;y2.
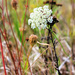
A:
5;0;22;74
20;0;29;68
50;26;61;75
45;27;50;75
0;29;18;75
0;34;7;75
1;0;19;74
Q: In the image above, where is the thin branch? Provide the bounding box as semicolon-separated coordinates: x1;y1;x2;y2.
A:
0;33;7;75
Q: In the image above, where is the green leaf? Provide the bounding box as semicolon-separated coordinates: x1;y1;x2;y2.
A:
21;10;25;24
12;10;22;42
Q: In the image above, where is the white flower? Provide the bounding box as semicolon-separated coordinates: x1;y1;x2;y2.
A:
41;24;47;29
30;13;34;19
43;5;49;9
31;23;36;29
47;10;52;16
28;19;32;25
48;16;53;23
38;7;43;11
28;5;53;29
33;8;38;12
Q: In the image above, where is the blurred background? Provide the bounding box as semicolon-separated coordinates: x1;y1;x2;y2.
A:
0;0;75;75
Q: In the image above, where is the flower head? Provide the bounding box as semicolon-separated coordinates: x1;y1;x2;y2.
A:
28;5;53;30
11;0;18;10
29;34;38;47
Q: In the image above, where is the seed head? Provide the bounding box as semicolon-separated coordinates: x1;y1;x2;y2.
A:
29;34;38;47
11;0;18;10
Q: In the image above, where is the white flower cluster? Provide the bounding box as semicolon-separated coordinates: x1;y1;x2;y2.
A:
28;5;53;29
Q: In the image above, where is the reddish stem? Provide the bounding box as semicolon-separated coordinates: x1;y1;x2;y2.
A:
23;0;28;28
20;0;29;60
1;0;20;74
5;0;22;74
19;0;29;68
0;28;18;75
0;35;7;75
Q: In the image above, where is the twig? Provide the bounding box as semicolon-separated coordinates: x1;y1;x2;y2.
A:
0;28;18;75
49;0;61;74
50;26;61;75
5;0;22;74
27;48;49;71
37;41;50;46
0;33;7;75
20;0;29;70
